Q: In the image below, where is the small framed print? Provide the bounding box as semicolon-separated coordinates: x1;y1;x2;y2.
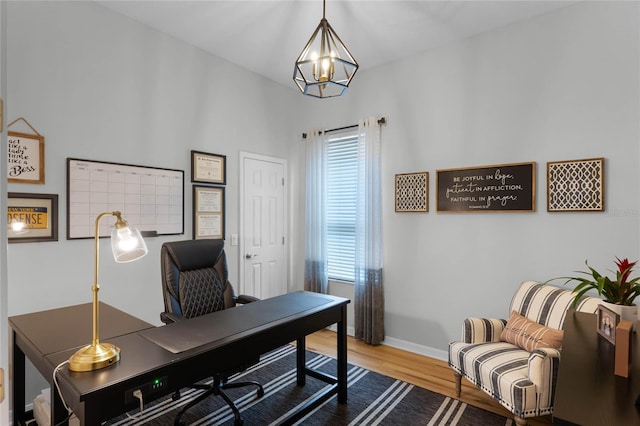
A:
193;185;225;240
8;131;45;184
395;172;428;212
8;192;58;243
547;158;604;212
597;304;620;345
191;150;226;185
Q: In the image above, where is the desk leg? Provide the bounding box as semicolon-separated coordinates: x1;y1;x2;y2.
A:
337;305;347;404
12;332;26;426
296;336;306;386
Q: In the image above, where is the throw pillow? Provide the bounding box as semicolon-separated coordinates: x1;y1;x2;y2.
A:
500;310;564;352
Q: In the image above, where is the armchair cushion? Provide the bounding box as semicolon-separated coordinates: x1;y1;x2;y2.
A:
500;310;564;352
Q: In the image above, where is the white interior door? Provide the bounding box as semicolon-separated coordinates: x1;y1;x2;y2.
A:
240;152;287;299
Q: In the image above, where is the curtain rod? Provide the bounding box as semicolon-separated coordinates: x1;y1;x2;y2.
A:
302;117;386;139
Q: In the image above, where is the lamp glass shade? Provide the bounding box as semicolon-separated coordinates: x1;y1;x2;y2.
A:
111;225;148;263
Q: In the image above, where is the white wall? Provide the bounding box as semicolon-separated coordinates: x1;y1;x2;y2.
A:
6;0;302;321
6;0;639;410
6;0;305;401
292;1;640;354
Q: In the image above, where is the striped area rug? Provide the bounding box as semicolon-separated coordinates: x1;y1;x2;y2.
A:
106;345;513;425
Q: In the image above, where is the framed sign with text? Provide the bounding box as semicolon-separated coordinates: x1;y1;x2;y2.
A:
191;150;226;185
436;162;536;212
193;185;225;240
8;192;58;243
8;131;45;184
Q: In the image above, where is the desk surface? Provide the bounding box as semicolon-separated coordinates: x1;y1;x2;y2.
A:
140;290;333;353
12;291;349;425
554;310;640;425
9;302;153;356
45;291;346;400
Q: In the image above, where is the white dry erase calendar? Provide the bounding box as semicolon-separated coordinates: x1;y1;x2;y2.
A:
67;158;184;239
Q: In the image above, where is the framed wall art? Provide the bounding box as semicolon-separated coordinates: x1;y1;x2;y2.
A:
8;192;58;243
191;150;226;185
436;162;536;212
193;185;225;240
8;130;45;184
547;157;604;212
395;172;428;212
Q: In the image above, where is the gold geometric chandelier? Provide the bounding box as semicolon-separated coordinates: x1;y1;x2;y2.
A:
293;0;359;98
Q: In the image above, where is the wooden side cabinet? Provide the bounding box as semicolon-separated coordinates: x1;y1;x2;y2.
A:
553;311;640;425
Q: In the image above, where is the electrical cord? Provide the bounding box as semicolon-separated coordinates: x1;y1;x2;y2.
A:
52;360;74;426
125;389;144;420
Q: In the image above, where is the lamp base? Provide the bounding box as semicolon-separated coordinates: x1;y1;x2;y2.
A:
68;342;120;372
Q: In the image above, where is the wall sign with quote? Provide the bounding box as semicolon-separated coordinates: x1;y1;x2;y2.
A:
193;185;225;240
8;192;58;243
7;117;45;184
395;172;428;212
191;150;226;185
436;162;536;212
547;157;604;212
67;158;184;239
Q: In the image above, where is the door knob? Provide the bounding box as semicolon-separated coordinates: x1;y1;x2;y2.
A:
245;253;259;259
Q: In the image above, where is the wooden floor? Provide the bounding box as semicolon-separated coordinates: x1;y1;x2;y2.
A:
304;329;552;426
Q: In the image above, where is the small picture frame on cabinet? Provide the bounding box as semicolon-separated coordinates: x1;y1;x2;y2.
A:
596;304;620;345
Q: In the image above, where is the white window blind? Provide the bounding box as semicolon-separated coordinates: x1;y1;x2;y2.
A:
326;131;358;282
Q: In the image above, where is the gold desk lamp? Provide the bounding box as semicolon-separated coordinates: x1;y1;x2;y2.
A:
68;211;148;372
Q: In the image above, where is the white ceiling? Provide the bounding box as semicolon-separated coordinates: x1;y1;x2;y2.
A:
96;0;579;91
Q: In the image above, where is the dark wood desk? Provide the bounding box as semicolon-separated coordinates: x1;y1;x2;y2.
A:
10;291;349;426
553;310;640;425
10;302;154;426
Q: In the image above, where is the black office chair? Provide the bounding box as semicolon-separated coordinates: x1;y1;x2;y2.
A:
160;239;264;426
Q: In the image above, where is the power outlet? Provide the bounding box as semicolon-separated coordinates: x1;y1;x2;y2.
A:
124;376;168;404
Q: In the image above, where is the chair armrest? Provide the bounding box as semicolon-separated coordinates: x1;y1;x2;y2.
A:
528;348;561;400
160;311;183;324
462;318;507;343
236;294;260;304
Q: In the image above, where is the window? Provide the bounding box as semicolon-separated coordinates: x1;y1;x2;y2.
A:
326;130;358;282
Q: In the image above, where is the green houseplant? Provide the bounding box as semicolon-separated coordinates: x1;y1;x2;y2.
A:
560;257;640;307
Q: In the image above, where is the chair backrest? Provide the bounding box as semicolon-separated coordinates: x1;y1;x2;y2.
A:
161;239;237;320
509;281;601;330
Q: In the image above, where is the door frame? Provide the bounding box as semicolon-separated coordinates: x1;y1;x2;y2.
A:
238;151;289;296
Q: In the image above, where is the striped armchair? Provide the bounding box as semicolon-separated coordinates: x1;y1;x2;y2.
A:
448;281;601;426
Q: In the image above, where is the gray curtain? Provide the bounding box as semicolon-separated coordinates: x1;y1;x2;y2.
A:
303;129;328;294
354;117;384;345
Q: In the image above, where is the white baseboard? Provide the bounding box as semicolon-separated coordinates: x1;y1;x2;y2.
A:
324;325;448;362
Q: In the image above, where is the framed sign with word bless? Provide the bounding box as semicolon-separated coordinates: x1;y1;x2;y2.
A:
436;162;536;212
